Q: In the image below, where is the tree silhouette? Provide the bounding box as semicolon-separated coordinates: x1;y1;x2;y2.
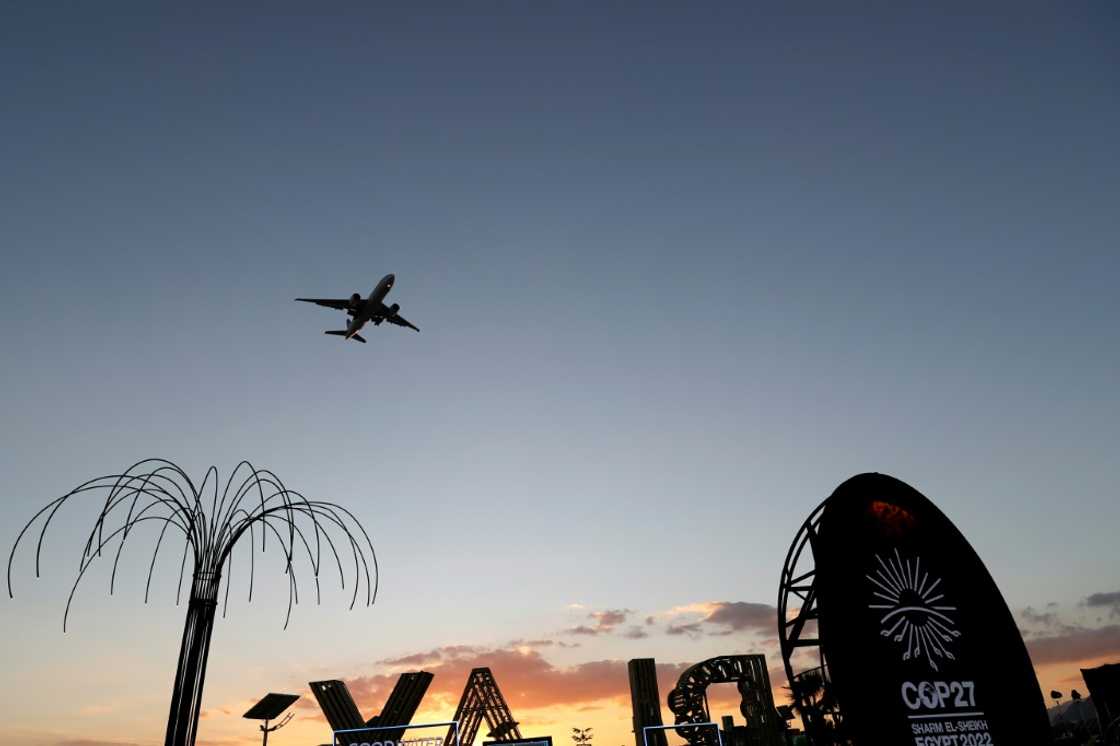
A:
788;669;848;745
7;458;378;746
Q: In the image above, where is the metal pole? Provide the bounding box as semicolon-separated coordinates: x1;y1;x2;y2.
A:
164;571;221;746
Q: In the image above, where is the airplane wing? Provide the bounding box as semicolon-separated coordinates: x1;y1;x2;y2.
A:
295;298;351;310
386;313;420;332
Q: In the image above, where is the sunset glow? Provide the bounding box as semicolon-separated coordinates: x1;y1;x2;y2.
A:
2;3;1117;745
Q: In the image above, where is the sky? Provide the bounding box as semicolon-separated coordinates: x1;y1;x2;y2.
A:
1;2;1118;744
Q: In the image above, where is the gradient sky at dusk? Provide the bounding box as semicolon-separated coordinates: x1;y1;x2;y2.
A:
2;4;1118;745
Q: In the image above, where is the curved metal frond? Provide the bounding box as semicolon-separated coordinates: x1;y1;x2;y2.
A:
7;458;379;746
7;459;379;627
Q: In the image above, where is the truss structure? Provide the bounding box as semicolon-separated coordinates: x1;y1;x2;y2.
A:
777;501;844;744
445;668;522;746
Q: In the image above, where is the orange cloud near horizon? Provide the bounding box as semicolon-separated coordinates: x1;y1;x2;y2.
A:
10;599;1119;746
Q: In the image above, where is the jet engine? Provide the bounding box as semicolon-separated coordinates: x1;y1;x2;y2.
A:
388;303;400;315
349;293;362;309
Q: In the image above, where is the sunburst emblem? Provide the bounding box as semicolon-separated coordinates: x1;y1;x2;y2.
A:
866;549;961;671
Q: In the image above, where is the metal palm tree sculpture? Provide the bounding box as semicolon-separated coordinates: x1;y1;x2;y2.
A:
7;458;378;746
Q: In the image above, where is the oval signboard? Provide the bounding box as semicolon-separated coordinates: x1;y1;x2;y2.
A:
814;473;1050;745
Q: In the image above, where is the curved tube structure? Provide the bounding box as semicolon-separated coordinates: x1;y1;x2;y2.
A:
8;458;379;746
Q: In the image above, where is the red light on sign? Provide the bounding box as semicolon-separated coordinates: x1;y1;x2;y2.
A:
868;500;916;536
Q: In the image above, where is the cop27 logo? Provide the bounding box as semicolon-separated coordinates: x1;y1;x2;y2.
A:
866;549;961;672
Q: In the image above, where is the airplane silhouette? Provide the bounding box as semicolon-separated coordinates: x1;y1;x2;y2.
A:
296;273;419;342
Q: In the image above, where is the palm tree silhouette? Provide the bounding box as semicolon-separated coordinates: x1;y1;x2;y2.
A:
8;458;379;746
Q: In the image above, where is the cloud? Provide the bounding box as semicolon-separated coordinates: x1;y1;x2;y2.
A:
326;645;695;715
380;645;482;668
1026;625;1120;666
659;601;776;638
1021;606;1058;625
294;642;715;726
592;609;630;628
380;650;447;667
702;602;775;633
1085;591;1120;618
290;639;798;735
508;638;579;649
1019;606;1062;632
769;664;790;689
1086;592;1120;607
291;600;786;730
564;608;632;636
75;704;115;716
667;602;722;617
666;622;703;637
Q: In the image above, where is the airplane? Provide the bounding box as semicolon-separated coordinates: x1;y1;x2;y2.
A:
296;273;419;343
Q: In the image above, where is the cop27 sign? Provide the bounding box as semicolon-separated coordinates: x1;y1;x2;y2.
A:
814;473;1051;745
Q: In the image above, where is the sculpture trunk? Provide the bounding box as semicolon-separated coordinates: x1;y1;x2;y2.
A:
164;570;221;746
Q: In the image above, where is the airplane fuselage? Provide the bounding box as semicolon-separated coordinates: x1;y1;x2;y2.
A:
296;272;418;341
345;273;396;339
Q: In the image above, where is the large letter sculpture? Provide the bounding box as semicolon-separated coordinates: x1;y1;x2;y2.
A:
446;667;523;746
628;655;782;746
629;658;668;746
667;655;782;746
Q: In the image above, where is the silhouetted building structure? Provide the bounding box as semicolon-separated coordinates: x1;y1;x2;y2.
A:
1083;663;1120;740
721;714;783;746
629;658;669;746
1047;696;1100;738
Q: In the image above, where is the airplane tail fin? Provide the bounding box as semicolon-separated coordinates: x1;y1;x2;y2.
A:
324;330;367;343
